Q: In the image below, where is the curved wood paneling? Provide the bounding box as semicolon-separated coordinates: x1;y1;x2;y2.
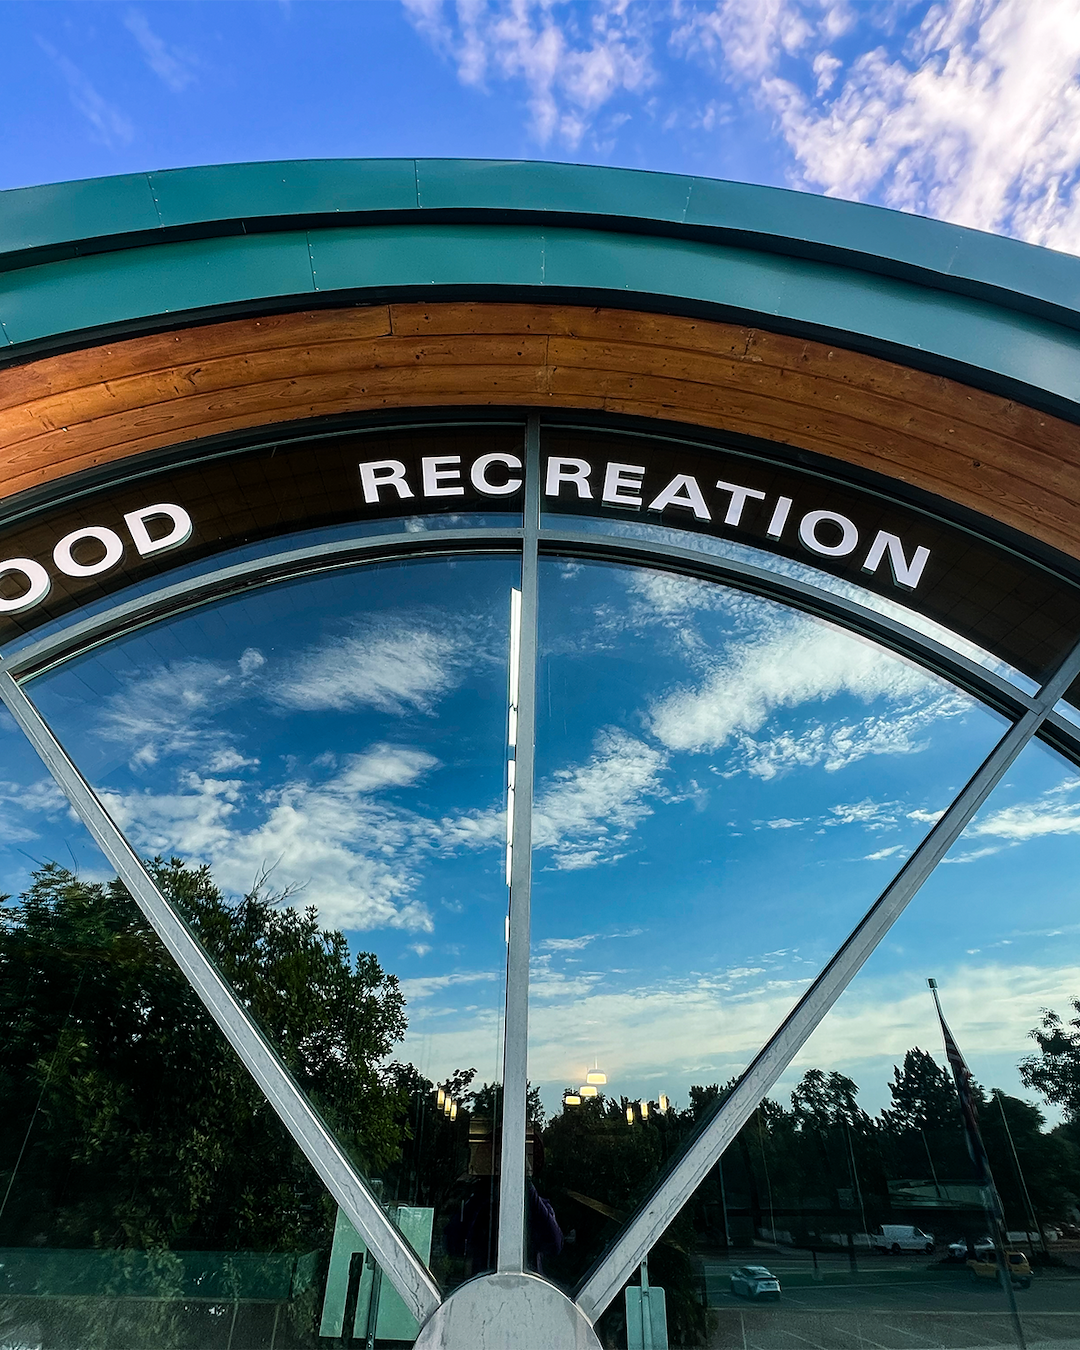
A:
1;302;1079;560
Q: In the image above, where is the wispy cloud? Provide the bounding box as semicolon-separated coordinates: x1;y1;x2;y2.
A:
36;37;134;147
649;611;946;760
104;744;443;931
123;9;197;92
274;617;471;714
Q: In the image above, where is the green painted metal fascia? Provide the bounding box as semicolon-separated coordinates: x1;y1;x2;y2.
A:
3;222;1080;425
2;158;1080;332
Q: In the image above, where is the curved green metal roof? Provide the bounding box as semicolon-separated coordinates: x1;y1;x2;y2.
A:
2;158;1080;420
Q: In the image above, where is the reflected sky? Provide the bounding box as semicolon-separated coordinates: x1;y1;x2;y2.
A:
530;561;1008;1114
28;556;519;1091
791;736;1080;1117
13;551;1078;1134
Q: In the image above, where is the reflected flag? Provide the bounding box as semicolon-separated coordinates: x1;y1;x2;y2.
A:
927;979;992;1190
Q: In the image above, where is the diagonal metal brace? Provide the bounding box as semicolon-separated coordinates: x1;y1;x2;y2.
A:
576;634;1080;1323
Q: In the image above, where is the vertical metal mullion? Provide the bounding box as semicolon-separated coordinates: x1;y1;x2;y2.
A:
0;661;442;1326
575;633;1080;1322
496;415;541;1273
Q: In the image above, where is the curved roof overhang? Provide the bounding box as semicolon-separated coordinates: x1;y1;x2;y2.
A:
1;158;1079;570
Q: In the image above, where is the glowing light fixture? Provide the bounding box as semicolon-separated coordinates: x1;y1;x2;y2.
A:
640;1098;649;1118
658;1094;669;1114
626;1105;635;1125
450;1101;458;1121
564;1094;581;1107
580;1085;598;1098
437;1088;445;1108
585;1070;607;1085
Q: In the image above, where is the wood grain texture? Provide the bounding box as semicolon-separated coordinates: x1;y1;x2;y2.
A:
1;301;1078;559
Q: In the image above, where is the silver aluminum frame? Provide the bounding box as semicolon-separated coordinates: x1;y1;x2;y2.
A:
497;416;541;1272
5;428;1080;1337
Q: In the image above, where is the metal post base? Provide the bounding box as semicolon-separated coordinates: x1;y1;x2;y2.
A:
414;1274;602;1350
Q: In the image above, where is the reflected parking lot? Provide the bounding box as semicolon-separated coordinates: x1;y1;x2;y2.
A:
703;1248;1080;1349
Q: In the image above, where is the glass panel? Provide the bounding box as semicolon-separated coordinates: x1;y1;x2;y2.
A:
1;797;358;1347
620;734;1080;1350
26;555;519;1285
529;558;1008;1307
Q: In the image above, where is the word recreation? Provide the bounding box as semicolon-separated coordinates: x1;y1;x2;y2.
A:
0;450;932;618
359;452;932;590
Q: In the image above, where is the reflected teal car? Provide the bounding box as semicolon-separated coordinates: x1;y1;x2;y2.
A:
731;1266;781;1300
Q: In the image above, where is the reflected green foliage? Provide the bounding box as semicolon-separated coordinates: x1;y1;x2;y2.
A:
0;859;406;1253
1021;999;1080;1122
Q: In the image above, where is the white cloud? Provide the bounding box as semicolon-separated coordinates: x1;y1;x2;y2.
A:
104;744;443;931
274;617;469;714
532;728;668;868
402;0;656;146
36;38;134;147
649;613;943;758
96;656;250;767
970;779;1080;842
123;9;198;91
864;844;906;861
826;798;901;829
398;969;501;1001
679;0;1080;252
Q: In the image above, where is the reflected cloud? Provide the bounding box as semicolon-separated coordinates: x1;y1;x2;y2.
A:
104;744;442;932
274;616;471;714
649;613;949;757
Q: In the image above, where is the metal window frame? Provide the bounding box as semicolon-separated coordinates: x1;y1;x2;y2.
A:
4;442;1080;1335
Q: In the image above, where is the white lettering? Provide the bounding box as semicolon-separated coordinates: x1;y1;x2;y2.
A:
53;526;125;578
545;457;593;499
862;531;931;590
799;509;859;558
471;453;523;497
422;455;465;497
647;474;711;521
359;459;414;504
765;496;794;541
603;462;646;509
124;503;192;557
715;480;766;527
0;559;50;613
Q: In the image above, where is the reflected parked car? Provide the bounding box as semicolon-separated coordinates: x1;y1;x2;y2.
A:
968;1250;1032;1288
948;1236;994;1261
730;1266;781;1300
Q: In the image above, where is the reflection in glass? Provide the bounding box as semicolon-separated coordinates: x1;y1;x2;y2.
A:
543;514;1040;695
0;821;356;1347
527;559;1008;1337
621;735;1080;1349
27;555;519;1287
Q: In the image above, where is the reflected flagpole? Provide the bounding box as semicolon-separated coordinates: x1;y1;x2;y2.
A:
928;978;1027;1349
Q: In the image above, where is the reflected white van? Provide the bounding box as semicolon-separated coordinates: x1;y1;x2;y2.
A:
872;1225;935;1253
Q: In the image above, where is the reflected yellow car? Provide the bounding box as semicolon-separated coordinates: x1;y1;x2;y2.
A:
967;1250;1032;1288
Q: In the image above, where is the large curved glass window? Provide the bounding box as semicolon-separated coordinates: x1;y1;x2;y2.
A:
3;415;1080;1348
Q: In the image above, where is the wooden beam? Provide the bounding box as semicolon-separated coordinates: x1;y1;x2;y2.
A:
0;302;1078;561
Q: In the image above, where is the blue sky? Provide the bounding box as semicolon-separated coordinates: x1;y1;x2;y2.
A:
4;1;1080;254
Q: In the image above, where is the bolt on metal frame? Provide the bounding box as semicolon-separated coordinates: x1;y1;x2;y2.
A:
2;416;1079;1335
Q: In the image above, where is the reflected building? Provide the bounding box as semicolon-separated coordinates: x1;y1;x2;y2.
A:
2;160;1080;1348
